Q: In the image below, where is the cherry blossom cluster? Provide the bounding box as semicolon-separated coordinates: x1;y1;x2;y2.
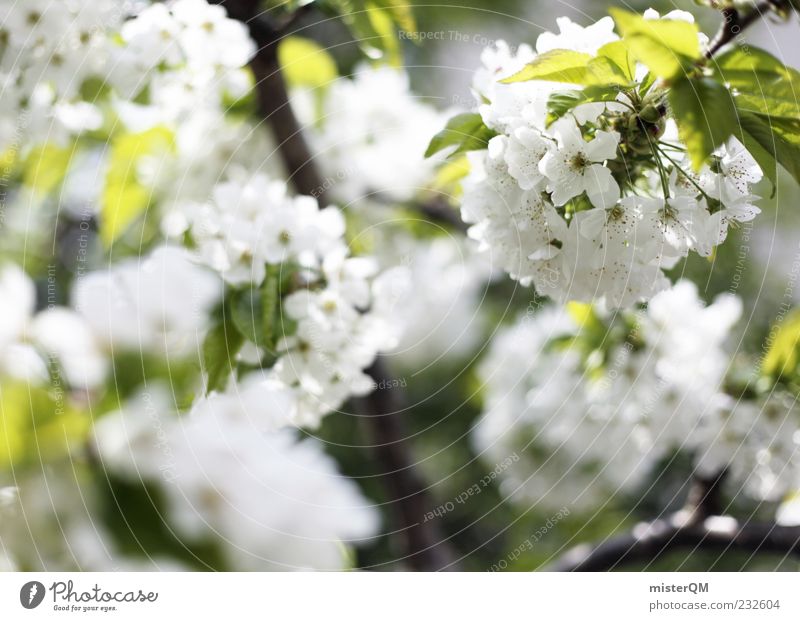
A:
473;281;799;512
0;263;106;390
461;12;763;308
72;245;222;361
171;172;408;429
0;0;123;150
0;0;253;153
302;64;447;204
91;387;379;571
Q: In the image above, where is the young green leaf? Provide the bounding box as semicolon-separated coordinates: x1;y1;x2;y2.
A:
712;46;800;120
737;110;800;185
0;382;89;468
712;46;797;88
597;40;636;81
431;154;471;197
610;8;701;79
278;36;338;91
735;91;800;121
101;126;174;247
501;49;629;86
261;265;280;353
326;0;413;66
371;0;416;34
669;77;737;170
22;143;73;193
203;313;244;394
424;113;497;158
762;309;800;380
501;49;591;83
230;287;265;347
546;85;623;126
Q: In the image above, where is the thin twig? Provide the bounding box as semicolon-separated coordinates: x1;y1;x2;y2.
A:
414;197;469;232
704;1;780;59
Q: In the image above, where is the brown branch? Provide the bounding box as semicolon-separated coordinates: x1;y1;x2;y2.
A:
549;472;800;571
356;361;460;571
704;1;784;59
370;195;468;232
549;518;800;572
414;197;469;232
216;0;460;571
213;1;328;202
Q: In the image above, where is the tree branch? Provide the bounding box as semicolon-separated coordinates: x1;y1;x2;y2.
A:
356;361;461;571
704;0;784;59
550;517;800;572
217;0;460;571
370;195;468;232
549;472;800;571
213;1;328;202
412;197;469;232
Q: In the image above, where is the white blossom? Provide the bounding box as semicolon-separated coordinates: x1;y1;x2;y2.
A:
180;174;344;286
461;15;764;308
302;64;446;203
0;263;106;388
539;118;620;208
73;245;222;359
93;388;379;570
473;281;745;512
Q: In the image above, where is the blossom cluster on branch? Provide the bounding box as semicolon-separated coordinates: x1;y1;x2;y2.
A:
453;11;764;308
473;281;800;514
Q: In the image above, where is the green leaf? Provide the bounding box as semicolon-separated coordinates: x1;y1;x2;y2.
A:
431;154;470;197
713;46;800;121
79;75;113;102
364;6;402;67
735;91;800;121
638;71;657;96
22;143;73;193
261;265;280;352
328;0;414;66
546;85;623;126
229;266;280;352
278;36;338;90
202;313;244;394
736;110;800;186
597;41;635;81
231;287;265;346
501;49;629;86
371;0;416;33
424;113;497;158
101;126;174;247
762;309;800;380
585;56;632;86
0;382;89;469
669;77;737;170
712;45;797;88
610;8;701;79
501;49;591;83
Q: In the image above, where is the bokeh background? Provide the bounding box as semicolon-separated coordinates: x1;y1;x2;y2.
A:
2;0;799;572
